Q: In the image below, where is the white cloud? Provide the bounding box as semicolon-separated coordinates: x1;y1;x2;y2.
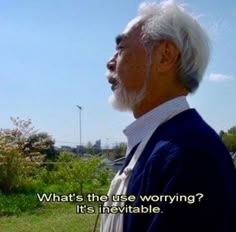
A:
208;73;234;82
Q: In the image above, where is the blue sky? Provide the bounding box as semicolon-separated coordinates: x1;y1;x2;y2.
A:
0;0;235;148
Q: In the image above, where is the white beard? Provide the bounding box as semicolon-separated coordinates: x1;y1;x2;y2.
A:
108;82;147;112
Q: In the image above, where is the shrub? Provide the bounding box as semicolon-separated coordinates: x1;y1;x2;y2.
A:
54;154;100;195
95;168;114;186
0;193;42;216
45;152;114;195
0;117;46;194
0;148;36;194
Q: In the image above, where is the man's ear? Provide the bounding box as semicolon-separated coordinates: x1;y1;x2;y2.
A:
154;40;180;72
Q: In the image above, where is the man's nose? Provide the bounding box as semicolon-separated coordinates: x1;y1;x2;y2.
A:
106;54;117;71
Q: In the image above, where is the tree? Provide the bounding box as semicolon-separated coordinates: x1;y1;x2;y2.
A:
0;143;33;194
25;132;58;161
221;126;236;153
0;117;35;151
84;141;95;155
55;152;101;195
228;126;236;135
0;117;44;162
0;117;56;193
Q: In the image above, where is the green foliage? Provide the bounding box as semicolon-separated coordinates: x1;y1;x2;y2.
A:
0;151;113;216
37;152;114;196
0;148;36;194
0;118;114;217
228;127;236;134
37;167;56;185
42;183;73;194
16;178;47;194
57;151;75;162
0;202;98;232
0;194;42;216
95;168;114;186
223;134;236;152
26;132;58;161
221;126;236;152
54;152;101;195
0;117;58;194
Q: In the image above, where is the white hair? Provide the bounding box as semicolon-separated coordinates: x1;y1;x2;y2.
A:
138;0;211;93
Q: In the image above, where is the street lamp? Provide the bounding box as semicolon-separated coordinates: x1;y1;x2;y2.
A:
76;105;82;147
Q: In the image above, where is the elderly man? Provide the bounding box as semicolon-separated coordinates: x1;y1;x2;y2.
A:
101;1;236;232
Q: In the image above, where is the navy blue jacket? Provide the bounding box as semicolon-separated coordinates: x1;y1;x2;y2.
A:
121;109;236;232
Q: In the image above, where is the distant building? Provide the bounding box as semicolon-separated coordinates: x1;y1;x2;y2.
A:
61;146;73;152
59;145;82;155
94;139;101;150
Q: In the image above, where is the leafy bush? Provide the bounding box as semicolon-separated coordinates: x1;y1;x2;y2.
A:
0;148;36;194
15;178;47;194
220;126;236;152
0;193;42;216
0;117;47;194
53;153;101;195
96;168;114;186
0;150;114;216
38;152;114;195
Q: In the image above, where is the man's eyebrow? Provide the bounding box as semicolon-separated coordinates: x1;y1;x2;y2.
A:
115;34;127;45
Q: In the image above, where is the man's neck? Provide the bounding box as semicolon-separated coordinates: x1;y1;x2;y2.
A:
133;92;188;119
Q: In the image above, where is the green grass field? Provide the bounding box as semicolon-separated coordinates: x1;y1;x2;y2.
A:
0;202;100;232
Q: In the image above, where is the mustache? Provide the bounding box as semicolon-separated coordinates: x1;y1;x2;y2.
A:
105;71;120;86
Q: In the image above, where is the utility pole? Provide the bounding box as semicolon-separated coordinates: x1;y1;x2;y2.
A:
76;105;82;147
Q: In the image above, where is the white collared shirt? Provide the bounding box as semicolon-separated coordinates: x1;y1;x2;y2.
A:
123;96;190;155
